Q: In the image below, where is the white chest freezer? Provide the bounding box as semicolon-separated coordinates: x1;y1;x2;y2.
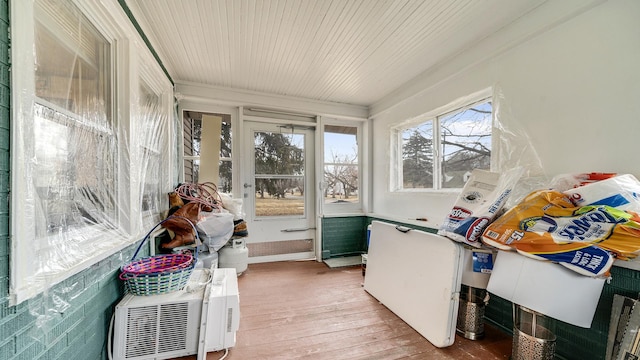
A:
364;221;464;348
112;267;240;360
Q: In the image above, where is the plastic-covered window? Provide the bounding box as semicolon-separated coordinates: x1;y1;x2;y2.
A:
139;81;163;222
33;0;119;240
10;0;173;305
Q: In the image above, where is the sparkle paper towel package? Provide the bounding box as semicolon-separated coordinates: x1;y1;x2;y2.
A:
482;189;640;277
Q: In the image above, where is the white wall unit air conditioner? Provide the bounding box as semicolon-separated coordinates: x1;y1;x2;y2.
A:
112;267;239;360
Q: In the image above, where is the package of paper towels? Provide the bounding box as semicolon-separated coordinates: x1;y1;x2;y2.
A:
563;174;640;212
482;189;640;277
438;167;523;248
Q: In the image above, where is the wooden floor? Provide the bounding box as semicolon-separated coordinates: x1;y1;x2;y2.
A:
176;260;513;360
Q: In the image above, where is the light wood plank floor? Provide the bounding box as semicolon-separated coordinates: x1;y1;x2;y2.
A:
176;260;512;360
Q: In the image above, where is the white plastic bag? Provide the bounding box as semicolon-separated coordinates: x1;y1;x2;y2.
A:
196;211;234;251
219;193;245;220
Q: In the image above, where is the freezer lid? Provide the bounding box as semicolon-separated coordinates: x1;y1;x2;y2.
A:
364;221;464;348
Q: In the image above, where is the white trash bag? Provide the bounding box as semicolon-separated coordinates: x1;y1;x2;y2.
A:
196;211;234;251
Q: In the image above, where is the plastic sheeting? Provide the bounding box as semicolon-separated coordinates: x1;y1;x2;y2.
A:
10;0;175;334
492;85;549;206
481;88;640;278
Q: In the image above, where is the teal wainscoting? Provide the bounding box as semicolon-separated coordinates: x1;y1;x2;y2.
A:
0;244;140;360
321;216;368;259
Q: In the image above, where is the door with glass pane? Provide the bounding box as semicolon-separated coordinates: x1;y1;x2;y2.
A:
243;122;315;262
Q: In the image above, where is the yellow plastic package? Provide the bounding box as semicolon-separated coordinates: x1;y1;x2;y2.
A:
482;190;640;277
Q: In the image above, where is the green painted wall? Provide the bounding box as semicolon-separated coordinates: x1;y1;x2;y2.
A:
321;216;367;258
0;249;135;360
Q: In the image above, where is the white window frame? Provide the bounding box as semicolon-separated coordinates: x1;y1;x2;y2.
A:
181;112;233;192
10;0;173;305
137;47;174;230
177;103;240;196
320;117;364;214
391;89;493;192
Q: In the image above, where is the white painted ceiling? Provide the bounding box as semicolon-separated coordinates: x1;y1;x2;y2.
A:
124;0;552;107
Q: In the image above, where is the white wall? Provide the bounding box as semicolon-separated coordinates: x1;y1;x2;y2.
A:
369;0;640;229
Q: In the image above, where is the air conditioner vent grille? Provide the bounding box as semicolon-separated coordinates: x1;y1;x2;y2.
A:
227;308;233;332
125;306;158;358
158;302;189;353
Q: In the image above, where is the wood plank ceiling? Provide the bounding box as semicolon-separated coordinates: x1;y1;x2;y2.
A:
125;0;548;106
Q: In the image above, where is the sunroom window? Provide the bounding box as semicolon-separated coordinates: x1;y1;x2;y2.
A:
10;0;173;305
139;81;163;223
323;121;362;213
393;97;492;191
33;0;117;237
182;111;233;194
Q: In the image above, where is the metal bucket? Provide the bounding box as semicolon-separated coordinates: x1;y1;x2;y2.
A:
512;305;556;360
456;285;488;340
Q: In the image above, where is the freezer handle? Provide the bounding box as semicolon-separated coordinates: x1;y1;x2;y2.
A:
395;225;412;233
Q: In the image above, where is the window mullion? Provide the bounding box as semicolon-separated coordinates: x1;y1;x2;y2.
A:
396;129;403;191
433;116;442;190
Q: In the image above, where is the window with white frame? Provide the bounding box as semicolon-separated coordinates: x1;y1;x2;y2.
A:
140;82;162;217
10;0;173;304
323;121;361;211
32;0;118;237
182;111;233;193
393;96;492;191
138;76;172;226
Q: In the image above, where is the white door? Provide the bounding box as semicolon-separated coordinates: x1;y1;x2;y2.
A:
243;121;315;263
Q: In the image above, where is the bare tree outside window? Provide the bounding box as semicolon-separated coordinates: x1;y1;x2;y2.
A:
399;99;492;190
324;125;359;204
441;102;492;188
